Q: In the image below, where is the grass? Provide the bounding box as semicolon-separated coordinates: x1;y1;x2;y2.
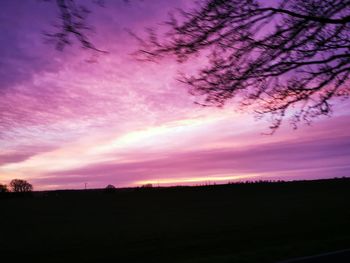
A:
0;178;350;262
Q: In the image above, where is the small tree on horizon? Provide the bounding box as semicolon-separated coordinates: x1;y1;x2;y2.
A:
0;184;8;193
105;184;116;193
141;183;153;188
9;179;33;193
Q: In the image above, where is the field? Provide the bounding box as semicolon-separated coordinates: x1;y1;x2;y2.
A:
1;179;350;262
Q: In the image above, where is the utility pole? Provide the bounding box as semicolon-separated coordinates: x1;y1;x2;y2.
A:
84;182;87;190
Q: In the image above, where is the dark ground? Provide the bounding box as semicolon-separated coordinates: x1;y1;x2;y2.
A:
277;249;350;262
0;178;349;263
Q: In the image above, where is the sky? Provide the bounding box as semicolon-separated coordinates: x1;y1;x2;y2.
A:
0;0;350;190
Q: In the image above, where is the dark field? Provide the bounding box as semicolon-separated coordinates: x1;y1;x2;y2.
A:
1;179;350;263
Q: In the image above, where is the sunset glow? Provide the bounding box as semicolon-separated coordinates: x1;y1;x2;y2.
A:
1;0;350;190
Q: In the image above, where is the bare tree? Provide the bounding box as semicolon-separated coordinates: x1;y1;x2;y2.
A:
9;179;33;193
45;0;107;52
45;0;130;52
137;0;350;130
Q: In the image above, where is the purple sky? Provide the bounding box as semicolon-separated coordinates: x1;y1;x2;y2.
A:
1;0;349;190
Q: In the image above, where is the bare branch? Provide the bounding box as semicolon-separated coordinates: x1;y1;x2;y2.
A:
137;0;350;131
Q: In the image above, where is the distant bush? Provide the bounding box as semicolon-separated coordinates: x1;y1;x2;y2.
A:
141;184;153;188
9;179;33;193
0;184;8;193
105;184;116;193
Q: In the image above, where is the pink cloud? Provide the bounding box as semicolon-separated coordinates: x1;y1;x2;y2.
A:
28;116;350;189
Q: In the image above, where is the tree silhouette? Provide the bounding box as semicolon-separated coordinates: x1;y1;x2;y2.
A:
105;184;116;193
137;0;350;130
9;179;33;193
46;0;129;52
45;0;107;52
141;183;153;188
0;184;8;193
